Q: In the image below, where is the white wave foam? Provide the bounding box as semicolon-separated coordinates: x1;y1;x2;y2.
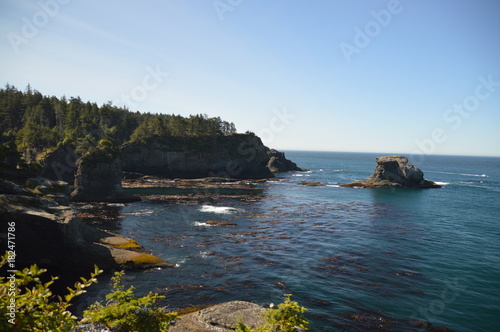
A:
107;203;125;207
78;204;97;210
199;205;240;214
434;181;450;186
326;184;341;188
124;209;154;216
429;171;488;177
332;169;345;172
194;221;213;227
200;251;214;258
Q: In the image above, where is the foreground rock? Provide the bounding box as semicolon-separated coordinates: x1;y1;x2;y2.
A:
267;149;308;172
170;301;266;332
0;178;172;277
71;147;139;203
342;155;440;188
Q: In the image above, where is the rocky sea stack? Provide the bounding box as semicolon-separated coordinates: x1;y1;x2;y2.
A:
267;149;308;172
342;155;441;188
71;147;139;203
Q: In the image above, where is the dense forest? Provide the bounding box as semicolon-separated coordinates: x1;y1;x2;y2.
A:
0;84;237;162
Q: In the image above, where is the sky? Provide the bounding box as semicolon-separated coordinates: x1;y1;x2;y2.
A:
1;0;499;157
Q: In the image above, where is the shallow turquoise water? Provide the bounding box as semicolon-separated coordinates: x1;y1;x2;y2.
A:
79;152;500;331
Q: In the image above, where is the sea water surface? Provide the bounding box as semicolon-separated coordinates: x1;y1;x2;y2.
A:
77;152;500;331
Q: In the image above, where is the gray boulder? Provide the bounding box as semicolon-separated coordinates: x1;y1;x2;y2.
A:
170;301;266;332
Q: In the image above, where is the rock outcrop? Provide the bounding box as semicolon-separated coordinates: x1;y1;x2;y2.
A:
121;134;275;179
0;178;173;277
170;301;266;332
71;147;139;202
267;149;307;172
342;155;441;188
40;144;80;184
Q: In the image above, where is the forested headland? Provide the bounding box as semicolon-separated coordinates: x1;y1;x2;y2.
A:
0;84;238;163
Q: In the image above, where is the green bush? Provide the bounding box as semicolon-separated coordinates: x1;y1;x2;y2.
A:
99;139;113;148
234;294;309;332
0;252;101;332
82;270;178;332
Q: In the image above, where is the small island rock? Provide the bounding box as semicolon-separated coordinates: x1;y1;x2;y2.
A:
267;149;308;172
342;155;440;188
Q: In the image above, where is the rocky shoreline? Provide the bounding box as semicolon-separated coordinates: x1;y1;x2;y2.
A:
0;176;173;278
1;151;454;331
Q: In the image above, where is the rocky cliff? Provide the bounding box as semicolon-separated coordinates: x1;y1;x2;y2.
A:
40;144;81;184
342;155;441;188
71;147;139;202
0;178;173;278
121;134;275;179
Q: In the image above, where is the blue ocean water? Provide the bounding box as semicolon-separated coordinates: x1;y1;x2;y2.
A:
78;152;500;331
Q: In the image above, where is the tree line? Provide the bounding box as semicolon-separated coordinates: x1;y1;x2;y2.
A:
0;84;237;161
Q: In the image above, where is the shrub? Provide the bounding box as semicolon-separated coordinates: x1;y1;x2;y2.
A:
99;139;113;148
234;294;309;332
0;252;101;332
82;270;178;332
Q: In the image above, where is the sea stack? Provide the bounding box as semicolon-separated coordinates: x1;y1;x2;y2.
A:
342;155;441;188
266;149;308;172
71;146;140;202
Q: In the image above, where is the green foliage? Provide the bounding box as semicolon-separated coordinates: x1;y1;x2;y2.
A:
234;294;309;332
0;141;24;169
99;139;113;148
82;270;178;332
0;252;102;332
0;85;237;162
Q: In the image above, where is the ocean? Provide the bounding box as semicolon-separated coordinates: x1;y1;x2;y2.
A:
76;151;500;331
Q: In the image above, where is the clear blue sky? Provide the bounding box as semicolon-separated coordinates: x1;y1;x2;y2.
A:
1;0;499;156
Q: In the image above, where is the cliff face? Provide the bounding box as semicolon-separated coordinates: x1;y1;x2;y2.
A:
71;148;139;202
121;134;275;179
40;144;80;184
342;155;440;188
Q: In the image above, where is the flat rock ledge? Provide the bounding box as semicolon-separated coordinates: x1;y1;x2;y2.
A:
342;155;441;189
170;301;266;332
0;178;172;274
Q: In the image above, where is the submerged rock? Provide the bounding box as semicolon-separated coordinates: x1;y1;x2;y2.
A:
205;220;238;226
298;181;326;186
342;155;440;188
